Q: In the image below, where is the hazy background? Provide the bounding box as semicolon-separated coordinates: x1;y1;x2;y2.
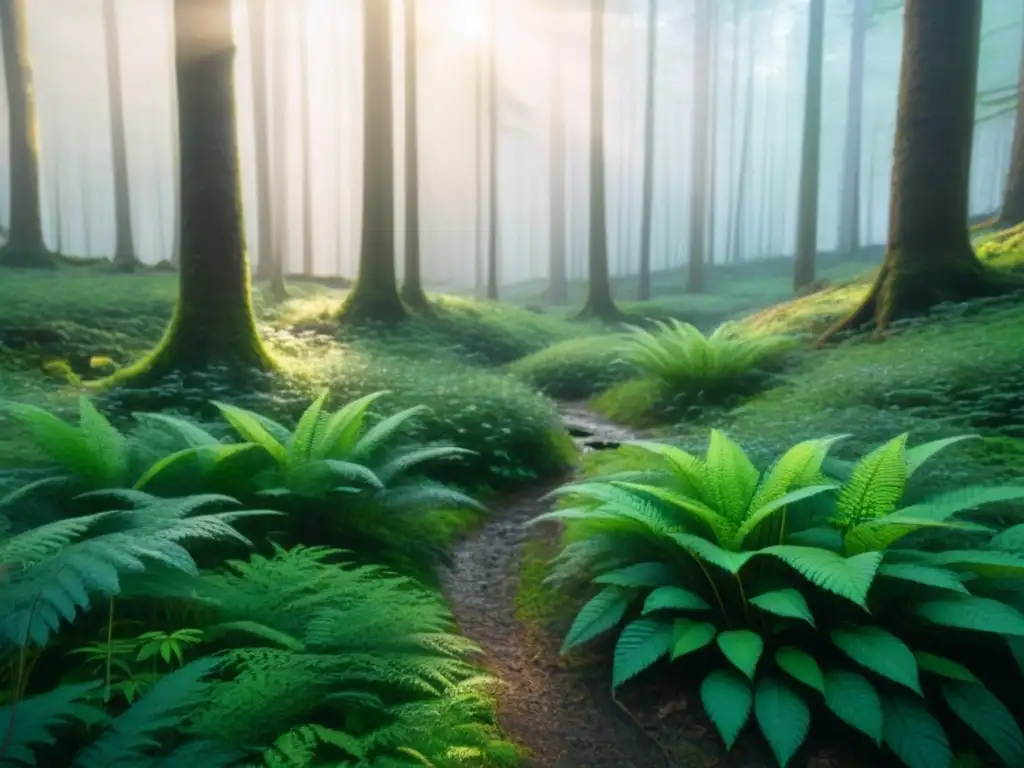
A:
1;0;1021;289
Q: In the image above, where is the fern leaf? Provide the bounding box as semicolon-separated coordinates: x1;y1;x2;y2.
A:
762;546;882;608
703;430;760;522
625;440;708;498
612;618;673;687
594;562;678;588
287;391;330;470
78;398;129;486
285;459;383;497
352;405;429;461
312;391;389;460
670;533;754;574
843;515;991;555
133;412;222;448
617;483;729;542
213;402;287;464
747;435;848;514
835;434;909;527
3;401;96;480
642;586;712;614
734;483;840;547
897;485;1024;523
905;435;978;476
0;682;101;766
561;586;632;652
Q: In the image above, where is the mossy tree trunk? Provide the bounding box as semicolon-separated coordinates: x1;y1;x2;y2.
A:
547;9;568;306
636;0;657;302
821;0;1014;342
996;14;1024;229
576;0;623;323
486;0;500;301
793;0;824;292
837;0;869;256
339;0;406;324
103;0;137;272
299;0;314;278
0;0;50;268
114;0;272;381
400;0;430;311
686;0;710;292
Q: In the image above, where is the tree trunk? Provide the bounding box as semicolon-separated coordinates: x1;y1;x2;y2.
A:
474;40;484;297
547;10;569;305
793;0;824;292
686;0;711;291
267;0;288;302
821;0;1014;342
52;131;62;255
730;10;756;264
0;0;49;267
340;0;406;323
168;13;181;268
400;0;430;310
486;0;500;300
996;9;1024;228
299;0;314;277
724;0;740;265
117;0;272;382
103;0;137;271
837;0;869;256
576;0;623;322
636;0;657;301
705;0;718;266
249;0;276;288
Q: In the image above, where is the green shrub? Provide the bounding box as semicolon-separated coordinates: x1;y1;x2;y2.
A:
506;335;640;400
535;431;1024;768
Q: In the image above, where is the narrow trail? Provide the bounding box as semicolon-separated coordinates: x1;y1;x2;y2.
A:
442;406;673;768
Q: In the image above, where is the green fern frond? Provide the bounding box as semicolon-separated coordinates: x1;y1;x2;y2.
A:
286;391;330;470
352;405;430;461
835;434;909;527
0;682;101;766
311;391;389;460
213;401;287;464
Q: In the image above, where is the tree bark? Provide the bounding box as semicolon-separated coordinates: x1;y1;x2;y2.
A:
115;0;272;382
793;0;824;292
686;0;711;292
0;0;49;267
486;0;500;300
837;0;869;256
724;0;740;265
168;12;181;268
576;0;623;322
299;0;314;277
821;0;1015;342
340;0;406;323
996;8;1024;229
400;0;430;310
103;0;137;271
730;9;756;264
249;0;276;289
637;0;658;301
547;8;569;305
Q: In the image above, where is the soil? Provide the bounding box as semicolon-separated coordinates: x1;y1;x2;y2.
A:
443;405;875;768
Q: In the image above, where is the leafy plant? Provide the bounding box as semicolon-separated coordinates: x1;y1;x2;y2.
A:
137;391;486;577
535;431;1024;767
622;319;798;405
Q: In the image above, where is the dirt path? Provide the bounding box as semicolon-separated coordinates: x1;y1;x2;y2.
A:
442;406;673;768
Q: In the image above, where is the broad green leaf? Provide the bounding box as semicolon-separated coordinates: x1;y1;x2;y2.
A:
717;630;763;681
896;485;1024;524
213;402;287;464
562;587;632;652
836;434;908;525
134;448;201;490
831;626;920;694
990;523;1024;552
876;563;968;594
784;526;843;551
700;668;752;750
905;435;979;476
628;440;707;493
4;401;94;479
749;589;815;627
78;398;129;485
734;484;840;546
617;483;729;541
287;390;329;468
763;546;882;608
286;460;383;497
594;562;678;588
776;647;823;693
613;618;673;687
941;681;1024;768
132;412;220;447
1010;637;1024;677
755;676;810;767
312;391;389;459
914;595;1024;636
703;430;760;521
913;652;978;683
671;619;717;660
642;586;711;614
844;516;991;555
670;532;754;573
923;550;1024;577
882;692;953;768
352;405;430;460
823;669;882;744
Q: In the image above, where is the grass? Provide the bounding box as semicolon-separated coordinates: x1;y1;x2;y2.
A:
0;265;585;494
505;334;640;400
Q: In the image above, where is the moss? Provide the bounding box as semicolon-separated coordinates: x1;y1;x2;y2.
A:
514;538;576;627
506;335;639;400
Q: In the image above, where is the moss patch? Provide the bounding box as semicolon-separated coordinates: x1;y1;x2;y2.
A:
506;334;639;400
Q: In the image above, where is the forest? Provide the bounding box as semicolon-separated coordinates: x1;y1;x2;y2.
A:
1;0;1024;766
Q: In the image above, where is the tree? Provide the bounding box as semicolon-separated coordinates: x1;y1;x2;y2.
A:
576;0;623;322
113;0;272;381
400;0;430;311
339;0;407;323
298;0;314;277
267;1;289;302
637;0;658;301
0;0;49;267
103;0;137;271
687;0;711;292
546;5;569;306
486;0;500;300
837;0;870;256
996;11;1024;229
793;0;825;292
821;0;1017;341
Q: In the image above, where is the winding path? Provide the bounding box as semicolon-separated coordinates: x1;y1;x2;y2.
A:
442;406;672;768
